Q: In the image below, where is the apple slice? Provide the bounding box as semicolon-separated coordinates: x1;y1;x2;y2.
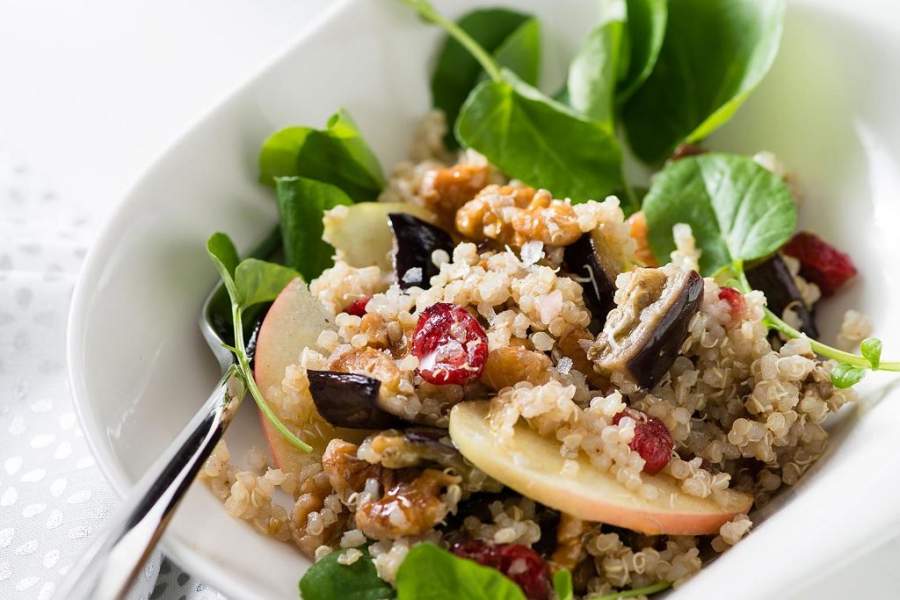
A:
449;401;753;535
322;201;436;270
254;278;366;471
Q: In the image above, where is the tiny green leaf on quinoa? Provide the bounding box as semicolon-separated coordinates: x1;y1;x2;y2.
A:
206;233;311;453
430;8;540;148
298;550;395;600
861;337;883;369
643;153;797;275
259;109;384;201
592;581;672;600
623;0;785;163
831;363;866;389
552;569;574;600
276;176;353;281
394;543;525;600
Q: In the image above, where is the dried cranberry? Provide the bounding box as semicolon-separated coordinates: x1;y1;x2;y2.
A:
412;303;488;385
451;540;551;600
782;232;857;297
718;287;745;324
343;296;370;317
613;409;674;474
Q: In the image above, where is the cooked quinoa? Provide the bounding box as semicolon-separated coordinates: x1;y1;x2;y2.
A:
200;112;860;598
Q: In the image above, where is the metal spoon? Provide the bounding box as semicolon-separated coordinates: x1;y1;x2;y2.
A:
56;229;281;600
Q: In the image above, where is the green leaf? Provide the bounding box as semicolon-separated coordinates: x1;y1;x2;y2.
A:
456;72;626;207
234;258;299;310
430;8;540;148
395;543;525;600
861;338;883;369
617;0;667;102
831;363;866;389
259;109;384;201
623;0;785;163
258;127;311;184
206;232;240;303
643;153;796;275
567;9;626;128
276;176;353;281
299;551;395;600
552;570;574;600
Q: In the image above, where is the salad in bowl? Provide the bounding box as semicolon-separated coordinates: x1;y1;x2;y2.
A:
197;1;895;598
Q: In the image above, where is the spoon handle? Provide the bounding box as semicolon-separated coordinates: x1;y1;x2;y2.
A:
56;372;243;600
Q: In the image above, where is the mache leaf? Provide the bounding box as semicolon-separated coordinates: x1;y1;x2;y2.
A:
299;551;395;600
234;258;299;310
259;109;384;201
430;8;540;148
642;153;796;275
617;0;667;102
567;8;626;128
275;176;353;281
623;0;785;163
456;70;626;206
552;570;574;600
395;543;525;600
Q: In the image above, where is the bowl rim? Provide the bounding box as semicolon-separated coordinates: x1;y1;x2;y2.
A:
65;0;356;595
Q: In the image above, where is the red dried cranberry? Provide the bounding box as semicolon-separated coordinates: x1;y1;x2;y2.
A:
613;409;674;474
718;287;745;324
451;540;551;600
782;232;857;297
412;303;488;385
343;296;371;317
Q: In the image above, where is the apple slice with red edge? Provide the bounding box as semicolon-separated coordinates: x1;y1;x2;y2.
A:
253;278;366;471
449;401;753;535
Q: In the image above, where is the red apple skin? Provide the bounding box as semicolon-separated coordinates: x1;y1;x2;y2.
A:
254;278;365;471
449;402;753;536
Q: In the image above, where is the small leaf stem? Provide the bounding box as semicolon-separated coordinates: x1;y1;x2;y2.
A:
594;581;672;600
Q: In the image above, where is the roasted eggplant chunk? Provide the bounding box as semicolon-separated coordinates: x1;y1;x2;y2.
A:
589;266;703;389
307;370;402;429
563;233;620;332
389;213;455;289
746;254;819;338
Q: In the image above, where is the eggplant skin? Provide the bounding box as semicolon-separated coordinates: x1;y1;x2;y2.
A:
626;270;703;389
307;370;401;429
563;233;618;331
746;254;819;338
389;213;455;289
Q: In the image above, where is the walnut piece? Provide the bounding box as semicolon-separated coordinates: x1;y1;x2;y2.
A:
355;469;460;540
456;185;582;248
420;163;492;224
481;345;552;391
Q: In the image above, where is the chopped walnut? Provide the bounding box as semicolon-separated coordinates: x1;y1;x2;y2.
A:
330;347;402;396
355;469;460;540
626;211;657;267
557;328;608;388
482;345;552;391
321;439;383;500
420;163;493;224
550;513;590;572
290;468;341;555
359;313;390;350
456;185;582;248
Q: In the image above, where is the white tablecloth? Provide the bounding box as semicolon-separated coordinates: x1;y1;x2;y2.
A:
1;1;899;598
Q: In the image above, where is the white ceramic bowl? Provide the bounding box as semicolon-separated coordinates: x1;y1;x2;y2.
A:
68;0;900;597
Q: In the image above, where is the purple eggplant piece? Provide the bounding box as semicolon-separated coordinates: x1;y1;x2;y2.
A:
590;267;703;389
307;370;402;430
746;254;819;338
388;213;455;289
563;233;619;332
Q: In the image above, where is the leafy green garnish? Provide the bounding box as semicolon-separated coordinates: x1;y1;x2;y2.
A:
430;8;540;148
259;109;384;201
395;543;525;600
861;338;883;369
643;153;796;275
299;550;394;600
456;72;625;205
567;10;626;129
552;570;573;600
830;363;866;389
206;233;311;452
616;0;667;103
623;0;785;163
276;177;353;281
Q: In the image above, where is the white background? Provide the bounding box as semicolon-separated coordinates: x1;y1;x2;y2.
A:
1;0;899;598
